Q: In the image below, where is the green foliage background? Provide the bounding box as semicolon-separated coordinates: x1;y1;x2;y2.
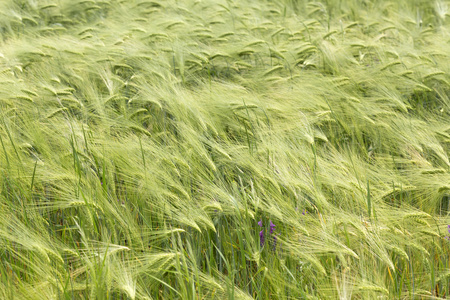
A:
0;0;449;298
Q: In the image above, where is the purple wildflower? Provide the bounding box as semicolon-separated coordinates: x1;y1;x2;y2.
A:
258;219;279;249
302;209;307;215
258;220;264;246
270;221;275;234
270;221;278;250
259;230;264;246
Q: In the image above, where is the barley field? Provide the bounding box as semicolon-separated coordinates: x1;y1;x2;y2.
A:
0;0;449;299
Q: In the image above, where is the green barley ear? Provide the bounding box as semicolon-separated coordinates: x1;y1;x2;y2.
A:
0;0;449;298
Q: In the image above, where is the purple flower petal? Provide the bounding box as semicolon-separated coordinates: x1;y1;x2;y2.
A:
258;220;263;227
259;230;265;246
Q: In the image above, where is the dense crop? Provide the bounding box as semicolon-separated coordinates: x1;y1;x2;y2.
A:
0;0;449;298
